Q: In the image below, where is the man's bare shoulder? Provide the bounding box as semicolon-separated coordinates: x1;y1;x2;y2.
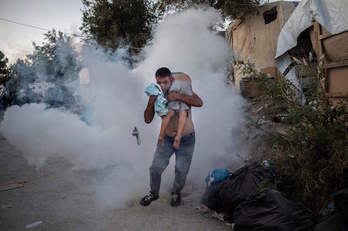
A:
172;72;191;83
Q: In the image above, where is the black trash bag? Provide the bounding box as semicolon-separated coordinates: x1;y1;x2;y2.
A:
314;213;347;231
344;168;348;188
218;163;275;219
333;188;348;229
315;188;348;231
315;168;348;231
200;181;225;213
234;189;314;231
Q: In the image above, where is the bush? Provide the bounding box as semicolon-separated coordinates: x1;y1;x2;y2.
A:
247;63;347;217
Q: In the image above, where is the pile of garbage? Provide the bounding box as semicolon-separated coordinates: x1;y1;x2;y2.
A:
201;163;348;231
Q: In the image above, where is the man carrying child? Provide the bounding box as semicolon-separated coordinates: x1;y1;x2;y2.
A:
140;67;203;207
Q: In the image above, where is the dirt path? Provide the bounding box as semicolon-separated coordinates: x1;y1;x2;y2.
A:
0;134;231;231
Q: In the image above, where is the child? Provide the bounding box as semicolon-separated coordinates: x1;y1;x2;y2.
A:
145;74;192;149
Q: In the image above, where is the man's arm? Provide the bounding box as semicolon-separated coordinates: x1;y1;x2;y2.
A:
169;73;203;107
144;95;156;124
168;91;203;107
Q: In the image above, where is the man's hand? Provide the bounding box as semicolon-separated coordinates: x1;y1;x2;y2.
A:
157;136;164;145
168;91;203;108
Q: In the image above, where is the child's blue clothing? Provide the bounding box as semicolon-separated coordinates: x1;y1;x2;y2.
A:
145;83;168;117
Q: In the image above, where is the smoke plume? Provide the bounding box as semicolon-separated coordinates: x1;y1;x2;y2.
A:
0;7;247;208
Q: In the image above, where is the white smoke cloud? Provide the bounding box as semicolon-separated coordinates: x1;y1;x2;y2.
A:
0;7;247;209
136;7;247;182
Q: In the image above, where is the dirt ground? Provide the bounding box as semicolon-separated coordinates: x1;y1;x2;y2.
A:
0;133;231;231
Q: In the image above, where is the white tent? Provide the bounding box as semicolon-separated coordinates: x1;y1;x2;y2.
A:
275;0;348;103
276;0;348;58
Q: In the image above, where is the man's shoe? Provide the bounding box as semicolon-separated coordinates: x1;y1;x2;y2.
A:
140;192;159;206
170;193;181;207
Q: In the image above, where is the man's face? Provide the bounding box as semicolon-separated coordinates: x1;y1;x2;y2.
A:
156;75;172;93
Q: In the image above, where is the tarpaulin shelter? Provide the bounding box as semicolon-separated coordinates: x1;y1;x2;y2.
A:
227;1;297;95
276;0;348;105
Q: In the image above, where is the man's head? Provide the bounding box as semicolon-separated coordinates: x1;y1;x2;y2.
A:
155;67;173;93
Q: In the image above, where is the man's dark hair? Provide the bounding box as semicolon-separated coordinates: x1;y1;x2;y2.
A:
155;67;171;78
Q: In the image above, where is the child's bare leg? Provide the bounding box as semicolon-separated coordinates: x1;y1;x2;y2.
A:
173;110;187;149
158;110;175;145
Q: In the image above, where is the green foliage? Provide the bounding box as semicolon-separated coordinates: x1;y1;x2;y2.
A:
80;0;261;52
249;64;347;216
0;50;10;85
6;30;81;109
80;0;156;52
216;0;260;18
155;0;260;18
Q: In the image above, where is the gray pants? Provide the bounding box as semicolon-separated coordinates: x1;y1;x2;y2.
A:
150;132;195;196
